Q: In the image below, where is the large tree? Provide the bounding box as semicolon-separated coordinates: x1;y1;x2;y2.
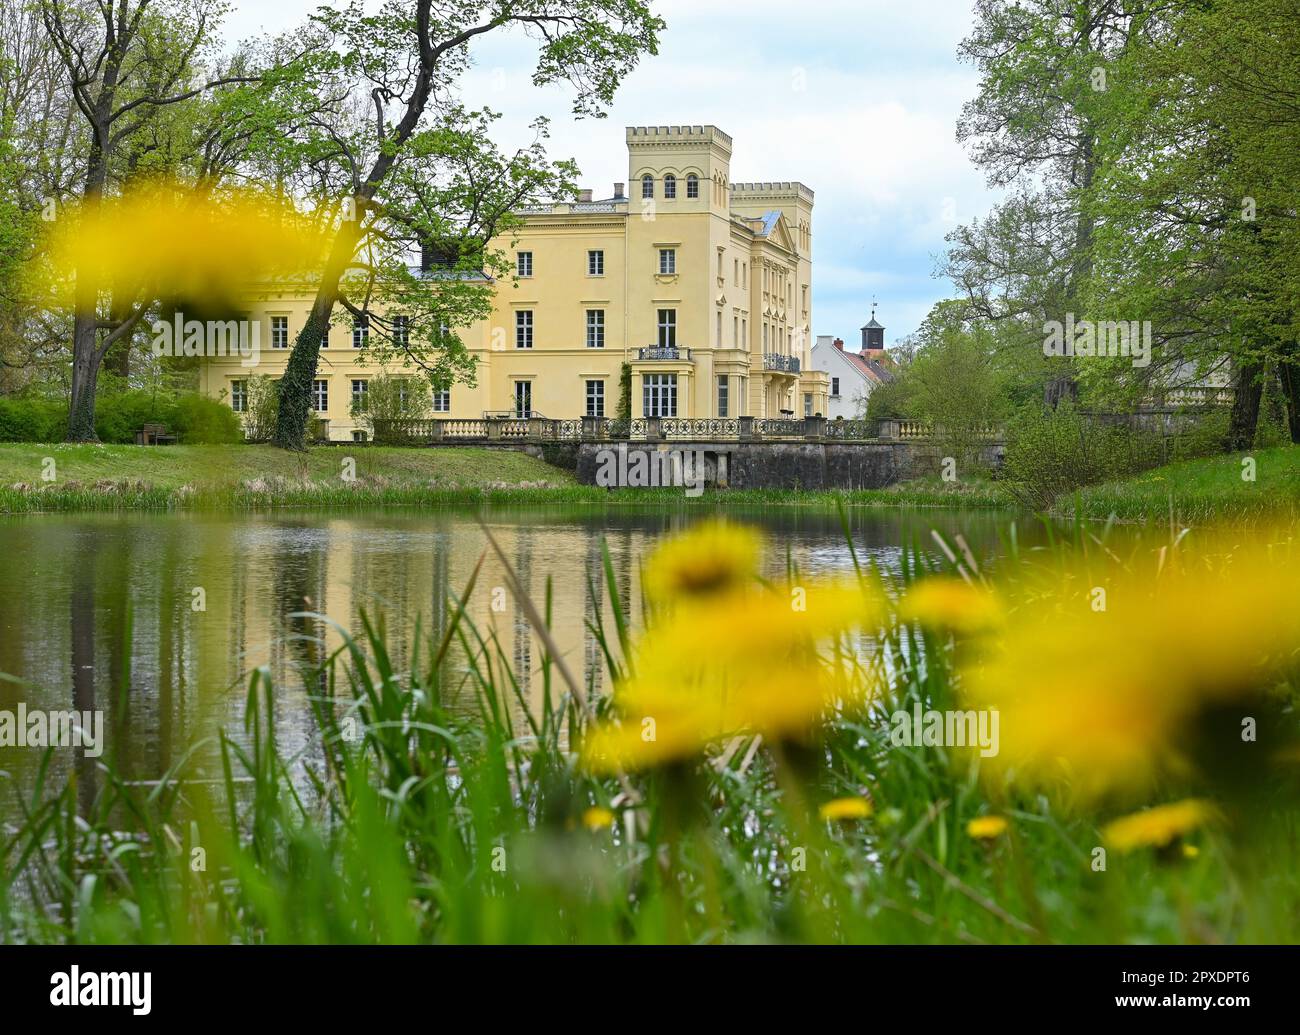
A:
40;0;260;440
270;0;662;450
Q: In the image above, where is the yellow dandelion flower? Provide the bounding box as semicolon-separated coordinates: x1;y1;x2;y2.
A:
899;578;1002;634
641;520;762;605
966;815;1009;839
1182;843;1200;859
952;531;1300;802
819;797;873;822
581;806;616;831
1101;799;1219;854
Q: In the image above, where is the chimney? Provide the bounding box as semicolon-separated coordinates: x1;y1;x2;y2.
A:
834;338;844;351
613;182;626;200
578;189;593;203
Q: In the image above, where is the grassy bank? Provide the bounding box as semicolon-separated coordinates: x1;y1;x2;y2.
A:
1069;444;1300;522
0;442;1005;513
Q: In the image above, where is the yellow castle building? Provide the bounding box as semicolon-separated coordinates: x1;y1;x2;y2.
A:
201;124;829;440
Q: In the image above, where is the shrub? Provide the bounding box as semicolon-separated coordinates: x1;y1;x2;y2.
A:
353;373;432;444
169;393;242;444
242;375;282;443
1000;405;1164;509
94;391;169;443
0;397;66;442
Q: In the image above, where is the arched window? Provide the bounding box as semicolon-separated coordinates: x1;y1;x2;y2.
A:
663;174;677;199
641;174;654;199
686;173;699;199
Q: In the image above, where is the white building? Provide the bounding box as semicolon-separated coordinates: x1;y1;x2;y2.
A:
812;313;895;419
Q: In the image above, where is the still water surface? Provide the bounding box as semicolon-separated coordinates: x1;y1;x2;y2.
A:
0;506;1032;795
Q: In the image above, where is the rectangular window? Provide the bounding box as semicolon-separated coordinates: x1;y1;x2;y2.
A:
312;379;328;413
687;176;699;199
321;327;329;349
514;381;532;417
586;309;605;349
657;309;677;349
271;316;288;349
352;318;368;349
831;377;840;397
642;176;654;199
586;380;605;417
516;251;533;277
230;380;247;413
804;393;813;417
433;389;450;413
717;375;729;418
658;248;676;275
643;374;678;418
515;310;533;349
351;379;368;411
664;176;677;200
393;315;409;348
587;250;604;276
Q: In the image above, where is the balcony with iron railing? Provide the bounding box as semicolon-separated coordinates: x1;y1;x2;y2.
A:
763;352;801;373
637;345;693;362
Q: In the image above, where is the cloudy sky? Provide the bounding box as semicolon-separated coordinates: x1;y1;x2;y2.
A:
224;0;997;348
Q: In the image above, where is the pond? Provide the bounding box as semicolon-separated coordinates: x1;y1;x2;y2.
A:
0;505;1032;796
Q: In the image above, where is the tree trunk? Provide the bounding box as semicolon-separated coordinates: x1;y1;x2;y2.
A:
272;221;363;450
1224;361;1264;451
67;313;103;441
1278;359;1300;444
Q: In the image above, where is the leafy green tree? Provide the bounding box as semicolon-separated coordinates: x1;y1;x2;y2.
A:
896;300;1007;472
270;0;663;450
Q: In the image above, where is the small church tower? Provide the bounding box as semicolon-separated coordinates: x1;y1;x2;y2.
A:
861;301;885;353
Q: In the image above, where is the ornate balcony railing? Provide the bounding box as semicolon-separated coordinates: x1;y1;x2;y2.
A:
637;346;692;362
763;353;801;373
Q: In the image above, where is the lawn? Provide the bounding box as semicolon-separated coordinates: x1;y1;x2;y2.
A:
1071;444;1300;522
0;443;574;491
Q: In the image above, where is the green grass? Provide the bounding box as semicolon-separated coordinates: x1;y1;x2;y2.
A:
1069;444;1300;522
0;442;1007;513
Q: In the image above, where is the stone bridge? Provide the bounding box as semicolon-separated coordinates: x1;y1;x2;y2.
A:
368;416;1006;490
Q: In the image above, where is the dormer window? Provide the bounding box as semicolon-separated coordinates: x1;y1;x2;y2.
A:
641;174;654;199
663;174;677;199
686;174;699;199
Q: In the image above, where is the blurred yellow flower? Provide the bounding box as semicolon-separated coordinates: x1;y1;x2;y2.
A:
1101;799;1219;853
581;806;616;831
583;567;881;774
966;815;1009;839
900;578;1002;634
38;182;328;311
641;520;761;606
954;531;1300;802
819;797;873;821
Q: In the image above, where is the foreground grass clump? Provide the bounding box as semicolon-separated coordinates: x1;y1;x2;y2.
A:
1068;444;1300;522
3;516;1300;944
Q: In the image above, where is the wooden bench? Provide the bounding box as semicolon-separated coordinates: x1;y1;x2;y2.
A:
134;423;178;446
